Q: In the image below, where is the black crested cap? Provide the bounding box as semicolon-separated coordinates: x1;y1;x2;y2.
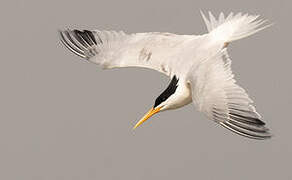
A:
154;76;179;108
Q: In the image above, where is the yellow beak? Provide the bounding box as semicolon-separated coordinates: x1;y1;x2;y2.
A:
133;107;162;129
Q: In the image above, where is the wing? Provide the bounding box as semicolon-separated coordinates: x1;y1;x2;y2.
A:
59;29;190;76
189;48;271;139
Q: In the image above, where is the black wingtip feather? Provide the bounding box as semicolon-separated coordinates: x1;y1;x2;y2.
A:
59;29;98;59
220;121;272;140
221;112;272;140
58;30;86;58
84;30;97;45
229;113;265;126
72;30;88;47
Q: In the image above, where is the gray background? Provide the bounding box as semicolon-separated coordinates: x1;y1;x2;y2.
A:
0;0;291;179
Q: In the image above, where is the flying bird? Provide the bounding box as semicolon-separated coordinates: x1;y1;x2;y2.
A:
59;11;272;140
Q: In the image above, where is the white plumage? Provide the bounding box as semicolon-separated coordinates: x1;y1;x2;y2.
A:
59;11;272;139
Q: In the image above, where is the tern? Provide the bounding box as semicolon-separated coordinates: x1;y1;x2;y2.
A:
59;11;272;140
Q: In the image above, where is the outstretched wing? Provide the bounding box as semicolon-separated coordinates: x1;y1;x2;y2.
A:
59;29;190;75
189;48;271;139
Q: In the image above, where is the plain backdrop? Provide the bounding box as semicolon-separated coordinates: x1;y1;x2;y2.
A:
0;0;291;179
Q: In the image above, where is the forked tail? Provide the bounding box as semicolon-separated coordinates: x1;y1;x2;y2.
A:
200;11;272;43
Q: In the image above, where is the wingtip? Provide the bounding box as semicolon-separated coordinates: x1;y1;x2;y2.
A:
57;29;65;39
220;121;272;140
58;28;87;59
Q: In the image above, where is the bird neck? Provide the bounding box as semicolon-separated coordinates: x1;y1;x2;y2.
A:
168;78;192;110
157;75;192;110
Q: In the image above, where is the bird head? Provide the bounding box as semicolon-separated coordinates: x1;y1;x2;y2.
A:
133;76;179;129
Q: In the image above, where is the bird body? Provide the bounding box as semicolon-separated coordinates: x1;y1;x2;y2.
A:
59;11;272;139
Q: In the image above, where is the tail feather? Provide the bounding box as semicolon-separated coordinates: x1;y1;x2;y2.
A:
200;11;272;43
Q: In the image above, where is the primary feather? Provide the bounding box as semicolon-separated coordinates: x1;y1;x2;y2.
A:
188;49;270;139
59;29;198;76
59;11;272;139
